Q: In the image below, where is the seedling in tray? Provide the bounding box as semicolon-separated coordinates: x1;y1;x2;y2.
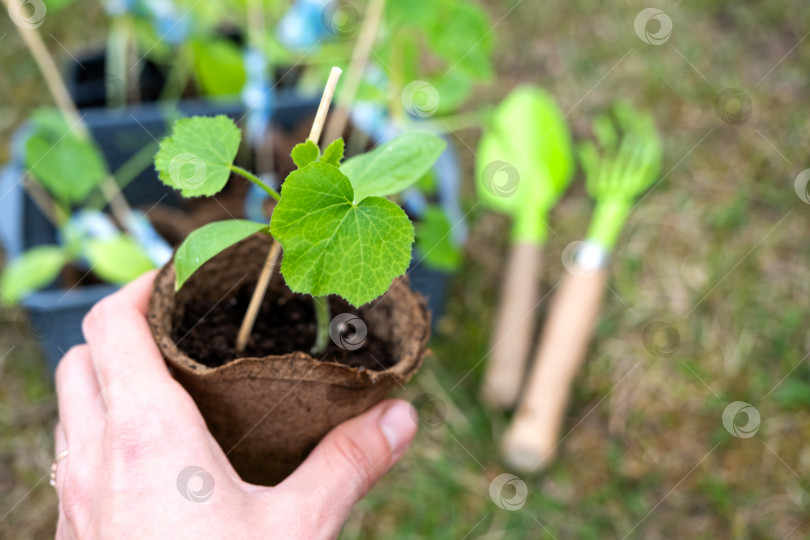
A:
153;68;446;356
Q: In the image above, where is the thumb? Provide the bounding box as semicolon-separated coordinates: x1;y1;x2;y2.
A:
280;399;417;524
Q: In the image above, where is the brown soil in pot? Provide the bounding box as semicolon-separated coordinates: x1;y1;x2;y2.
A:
148;233;430;486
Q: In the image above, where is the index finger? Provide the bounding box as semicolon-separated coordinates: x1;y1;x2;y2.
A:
81;270;173;401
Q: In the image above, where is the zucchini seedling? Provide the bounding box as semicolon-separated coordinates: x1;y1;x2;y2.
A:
0;109;159;305
153;114;445;355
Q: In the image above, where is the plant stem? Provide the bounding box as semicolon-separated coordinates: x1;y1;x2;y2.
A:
311;296;331;355
85;140;160;211
157;44;191;103
230;165;281;201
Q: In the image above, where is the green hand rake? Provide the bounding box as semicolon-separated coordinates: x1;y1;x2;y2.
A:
475;87;574;409
503;101;663;471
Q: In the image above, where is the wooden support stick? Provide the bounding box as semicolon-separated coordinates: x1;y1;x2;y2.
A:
2;0;84;134
235;240;281;351
235;67;342;352
22;176;64;227
309;67;343;143
322;0;386;144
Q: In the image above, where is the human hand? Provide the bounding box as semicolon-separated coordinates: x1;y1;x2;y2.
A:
53;271;418;539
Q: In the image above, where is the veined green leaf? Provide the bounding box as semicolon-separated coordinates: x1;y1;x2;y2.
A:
271;162;413;306
174;220;271;290
0;246;67;305
85;235;156;284
154;116;241;197
24;109;108;205
340;132;446;203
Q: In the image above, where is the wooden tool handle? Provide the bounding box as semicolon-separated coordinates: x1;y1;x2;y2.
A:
502;266;607;471
482;242;542;409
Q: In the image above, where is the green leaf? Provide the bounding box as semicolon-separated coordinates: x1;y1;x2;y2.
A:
427;2;494;80
191;39;247;97
174;220;271;290
339;132;446;203
0;246;67;305
84;235;156;285
154;116;241;197
24;110;109;204
426;72;473;115
291;140;320;169
415;205;462;271
271;162;414;306
320;138;345;166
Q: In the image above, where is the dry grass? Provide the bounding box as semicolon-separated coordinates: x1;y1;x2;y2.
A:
2;0;809;538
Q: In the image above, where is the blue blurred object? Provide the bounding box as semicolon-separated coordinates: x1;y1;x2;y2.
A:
140;0;190;45
123;209;174;266
277;0;331;50
244;176;278;223
242;48;274;145
101;0;137;16
59;208;118;254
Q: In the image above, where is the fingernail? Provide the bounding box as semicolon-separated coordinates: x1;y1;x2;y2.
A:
379;401;417;451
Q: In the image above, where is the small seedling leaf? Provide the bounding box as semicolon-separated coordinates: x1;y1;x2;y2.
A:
0;245;67;305
154;116;241;197
340;132;446;202
85;235;156;285
271;162;413;306
24;110;108;204
291;139;321;169
320;138;345;166
174;220;271;290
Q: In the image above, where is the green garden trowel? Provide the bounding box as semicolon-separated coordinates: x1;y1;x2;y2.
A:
503;101;663;472
476;87;574;409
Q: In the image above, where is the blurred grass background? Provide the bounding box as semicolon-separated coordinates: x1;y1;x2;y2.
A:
2;0;810;538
